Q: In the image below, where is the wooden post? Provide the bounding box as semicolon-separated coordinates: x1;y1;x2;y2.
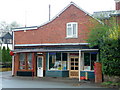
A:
12;55;14;76
32;53;34;80
79;50;81;82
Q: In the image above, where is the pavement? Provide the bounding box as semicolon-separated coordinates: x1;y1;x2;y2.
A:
0;71;117;89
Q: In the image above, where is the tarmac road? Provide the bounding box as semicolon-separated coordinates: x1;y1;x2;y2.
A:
0;71;118;89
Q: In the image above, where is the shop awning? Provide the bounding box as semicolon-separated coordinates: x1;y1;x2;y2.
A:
12;49;98;53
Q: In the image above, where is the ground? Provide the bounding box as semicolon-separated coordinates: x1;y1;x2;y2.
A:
0;71;119;90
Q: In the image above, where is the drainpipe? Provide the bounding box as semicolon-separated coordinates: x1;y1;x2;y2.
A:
79;50;81;82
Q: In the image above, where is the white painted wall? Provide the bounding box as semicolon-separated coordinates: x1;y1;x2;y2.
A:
0;44;13;50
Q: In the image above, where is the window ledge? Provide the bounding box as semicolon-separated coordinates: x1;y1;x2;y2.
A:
65;37;78;39
48;70;69;71
81;70;94;72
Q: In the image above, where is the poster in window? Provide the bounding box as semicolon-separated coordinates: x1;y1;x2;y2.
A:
84;66;90;71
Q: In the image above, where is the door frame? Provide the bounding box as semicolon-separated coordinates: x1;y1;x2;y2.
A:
37;56;44;77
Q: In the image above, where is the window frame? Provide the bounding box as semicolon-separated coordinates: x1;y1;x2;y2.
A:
66;22;78;38
48;52;68;71
19;53;33;71
83;52;97;71
19;53;26;70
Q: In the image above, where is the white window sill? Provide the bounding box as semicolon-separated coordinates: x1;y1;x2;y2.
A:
81;70;94;72
65;37;78;39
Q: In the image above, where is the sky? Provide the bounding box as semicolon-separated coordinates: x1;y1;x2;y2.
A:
0;0;115;27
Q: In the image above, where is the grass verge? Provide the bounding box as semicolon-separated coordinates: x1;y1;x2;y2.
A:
101;81;120;88
0;68;12;72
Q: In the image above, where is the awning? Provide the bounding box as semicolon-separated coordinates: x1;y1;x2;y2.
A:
12;49;99;53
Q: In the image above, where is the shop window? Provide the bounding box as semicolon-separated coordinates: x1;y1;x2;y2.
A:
27;53;32;70
19;53;33;70
49;52;67;70
91;53;97;70
49;53;56;70
84;53;97;70
62;53;67;70
19;53;26;69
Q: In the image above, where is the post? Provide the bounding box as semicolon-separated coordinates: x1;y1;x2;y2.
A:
32;53;34;80
12;31;14;76
79;50;81;82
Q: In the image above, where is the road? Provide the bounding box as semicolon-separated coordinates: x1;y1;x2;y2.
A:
0;71;118;89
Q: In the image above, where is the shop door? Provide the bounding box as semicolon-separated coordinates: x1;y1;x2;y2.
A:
37;56;43;77
69;57;79;78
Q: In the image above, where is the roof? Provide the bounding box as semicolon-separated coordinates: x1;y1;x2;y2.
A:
12;2;103;32
114;0;120;2
0;32;12;38
12;26;38;31
93;10;120;20
111;10;120;16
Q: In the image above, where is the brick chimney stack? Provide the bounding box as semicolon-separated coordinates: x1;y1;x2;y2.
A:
114;0;120;10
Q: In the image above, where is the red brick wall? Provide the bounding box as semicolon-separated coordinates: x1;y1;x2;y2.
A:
94;62;102;83
116;1;120;10
116;1;120;26
14;5;98;45
14;54;19;75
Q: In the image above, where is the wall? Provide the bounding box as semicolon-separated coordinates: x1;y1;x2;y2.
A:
14;5;98;45
1;44;12;50
115;0;120;25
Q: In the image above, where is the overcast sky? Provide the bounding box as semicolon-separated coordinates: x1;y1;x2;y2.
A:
0;0;115;27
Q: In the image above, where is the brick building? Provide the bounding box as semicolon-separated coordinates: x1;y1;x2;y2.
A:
12;2;100;81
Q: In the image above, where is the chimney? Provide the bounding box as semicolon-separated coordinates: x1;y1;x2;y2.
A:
114;0;120;10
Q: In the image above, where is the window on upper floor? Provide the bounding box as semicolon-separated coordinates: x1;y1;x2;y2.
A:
7;39;12;44
66;22;78;38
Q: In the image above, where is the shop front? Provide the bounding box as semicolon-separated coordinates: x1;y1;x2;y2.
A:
45;50;98;81
13;45;98;81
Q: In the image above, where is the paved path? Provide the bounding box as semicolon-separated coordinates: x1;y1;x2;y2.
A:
0;71;106;88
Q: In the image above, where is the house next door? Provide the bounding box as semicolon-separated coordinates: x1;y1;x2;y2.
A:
37;56;43;77
69;57;79;78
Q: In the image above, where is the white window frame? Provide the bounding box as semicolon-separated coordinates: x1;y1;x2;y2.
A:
66;22;78;38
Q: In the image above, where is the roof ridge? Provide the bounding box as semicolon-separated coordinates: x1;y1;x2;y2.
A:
38;2;93;28
13;2;103;31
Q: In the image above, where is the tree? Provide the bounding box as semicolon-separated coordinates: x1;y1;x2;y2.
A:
0;46;2;63
2;46;7;64
0;21;20;32
87;20;120;76
6;47;12;63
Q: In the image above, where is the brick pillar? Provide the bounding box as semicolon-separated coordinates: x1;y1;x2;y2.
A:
94;62;102;83
115;0;120;10
115;0;120;26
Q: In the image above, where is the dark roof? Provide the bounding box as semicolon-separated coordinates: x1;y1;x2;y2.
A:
0;32;12;39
